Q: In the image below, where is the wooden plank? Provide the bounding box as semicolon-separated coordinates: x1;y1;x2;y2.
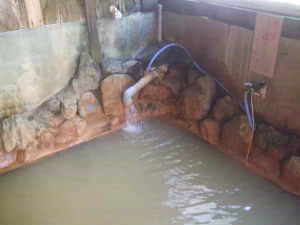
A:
250;13;283;78
57;0;85;22
161;0;300;40
84;0;101;64
0;0;28;32
40;0;62;24
24;0;44;28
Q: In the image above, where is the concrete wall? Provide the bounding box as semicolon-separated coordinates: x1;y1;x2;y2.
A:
163;11;300;136
0;12;157;119
98;12;157;59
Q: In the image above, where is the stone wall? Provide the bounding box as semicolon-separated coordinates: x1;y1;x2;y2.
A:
163;11;300;137
0;12;157;119
0;51;175;176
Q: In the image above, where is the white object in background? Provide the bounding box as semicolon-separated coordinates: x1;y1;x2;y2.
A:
250;13;283;78
110;5;122;19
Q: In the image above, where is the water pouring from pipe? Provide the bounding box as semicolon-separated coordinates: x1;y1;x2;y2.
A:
123;64;169;132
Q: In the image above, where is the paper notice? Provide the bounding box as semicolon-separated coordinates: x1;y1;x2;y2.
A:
250;13;283;78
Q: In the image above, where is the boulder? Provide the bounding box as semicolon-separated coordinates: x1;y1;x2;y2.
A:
139;85;174;101
179;76;216;120
44;96;61;113
282;156;300;192
187;68;201;86
0;151;17;169
254;123;290;152
58;88;78;120
71;52;102;95
160;65;188;97
122;60;144;81
221;115;252;155
288;136;300;156
72;116;87;136
2;114;36;152
199;119;221;145
32;108;64;130
101;74;135;117
38;130;54;150
212;96;240;122
17;150;26;163
251;144;291;178
102;59;123;75
78;92;104;121
55;116;87;144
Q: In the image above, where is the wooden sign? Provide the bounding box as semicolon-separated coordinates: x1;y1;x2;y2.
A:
250;13;283;78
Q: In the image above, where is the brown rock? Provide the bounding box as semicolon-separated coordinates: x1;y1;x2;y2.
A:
55;116;87;144
17;150;26;163
139;85;174;101
55;120;77;144
0;138;4;159
72;116;87;136
179;76;216;120
254;123;290;152
282;156;300;192
160;65;187;97
101;74;135;117
221;115;252;155
287;136;300;156
251;144;291;178
173;118;199;135
187;69;201;86
2;114;36;152
212;96;240;122
38;132;54;150
78;92;104;121
199;119;221;145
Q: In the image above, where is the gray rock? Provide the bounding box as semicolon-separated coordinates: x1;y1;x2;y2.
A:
102;59;123;75
58;87;78;120
122;60;144;81
2;114;36;152
71;52;102;95
44;96;61;113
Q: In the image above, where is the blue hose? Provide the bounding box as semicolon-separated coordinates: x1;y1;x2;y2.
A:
244;92;255;130
146;43;244;109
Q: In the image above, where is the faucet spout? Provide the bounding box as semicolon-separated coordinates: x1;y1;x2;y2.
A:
123;64;168;106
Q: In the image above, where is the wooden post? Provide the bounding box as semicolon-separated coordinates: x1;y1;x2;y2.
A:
24;0;44;28
84;0;101;64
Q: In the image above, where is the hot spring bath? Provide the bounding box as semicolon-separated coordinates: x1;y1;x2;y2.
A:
0;119;299;225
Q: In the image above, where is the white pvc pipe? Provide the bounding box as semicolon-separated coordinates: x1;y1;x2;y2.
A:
123;65;168;106
158;4;162;43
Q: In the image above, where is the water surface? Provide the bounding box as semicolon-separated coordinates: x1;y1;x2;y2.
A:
0;119;299;225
